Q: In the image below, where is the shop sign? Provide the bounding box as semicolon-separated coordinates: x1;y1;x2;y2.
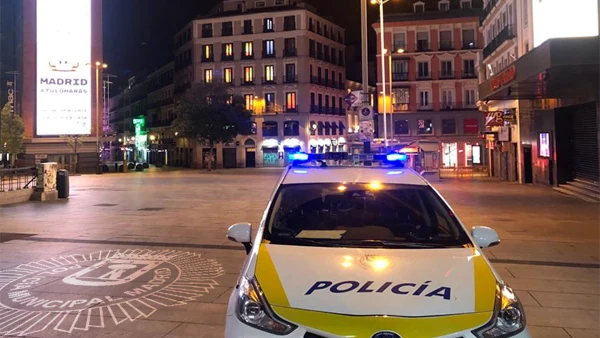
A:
485;111;505;127
498;126;510;142
490;65;516;91
464;119;479;134
6;81;14;114
359;105;374;121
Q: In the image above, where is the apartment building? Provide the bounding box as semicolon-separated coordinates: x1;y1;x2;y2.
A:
374;0;486;168
173;0;347;168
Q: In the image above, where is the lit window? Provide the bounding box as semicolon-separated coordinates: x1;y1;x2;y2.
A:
224;68;233;84
264;65;274;82
203;45;213;61
245;94;254;110
244;42;254;57
204;69;213;83
264;40;275;56
264;18;274;32
224;43;233;57
244;66;254;83
286;92;297;111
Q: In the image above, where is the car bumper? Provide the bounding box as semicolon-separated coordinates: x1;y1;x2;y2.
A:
225;313;532;338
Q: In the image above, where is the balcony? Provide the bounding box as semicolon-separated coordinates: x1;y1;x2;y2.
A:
243;26;253;35
310;105;322;113
263;25;274;33
392;103;409;111
462;71;478;79
310;76;321;85
417;104;433;111
283;48;297;57
241;78;255;86
285;107;298;113
284;75;297;83
262;51;276;59
317;51;324;60
224;79;235;86
221;54;234;62
201;30;213;38
262;77;277;85
416;73;431;80
483;0;500;20
222;28;233;36
416;41;430;52
263;105;283;114
439;41;454;51
393;44;406;52
201;56;214;63
462;41;477;50
284;23;296;31
391;72;408;81
439;70;456;79
309;49;316;58
483;25;516;59
241;53;254;60
440;101;479;110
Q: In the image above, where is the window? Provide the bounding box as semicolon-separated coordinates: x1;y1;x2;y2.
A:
224;68;233;84
263;93;275;113
264;65;275;83
338;73;342;88
325;69;329;85
202;23;212;38
285;63;296;81
325;95;330;113
522;0;528;26
243;20;253;34
309;39;316;57
414;2;425;12
441;61;453;77
460;0;471;9
264;40;275;57
339;50;344;66
439;1;449;11
275;0;285;4
462;29;475;48
418;119;433;134
245;94;255;111
263;121;278;137
204;69;213;83
286;92;297;112
202;45;213;62
394;120;409;135
284;38;296;56
284;16;296;31
339;98;343;113
222;22;233;36
392;88;409;111
256;1;266;7
418;62;429;78
465;89;477;105
332;95;336;112
243;41;254;58
309;18;314;32
317;67;322;83
442;119;456;134
318;94;323;112
418;91;430;108
264;18;274;32
417;32;429;51
284;121;300;136
222;43;233;60
441;90;453;108
463;60;475;77
440;31;452;50
244;66;254;84
310;93;315;110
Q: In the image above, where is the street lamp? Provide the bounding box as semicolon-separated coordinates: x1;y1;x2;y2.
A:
371;0;392;149
94;61;108;174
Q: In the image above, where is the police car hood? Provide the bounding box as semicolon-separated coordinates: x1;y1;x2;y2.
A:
255;244;497;317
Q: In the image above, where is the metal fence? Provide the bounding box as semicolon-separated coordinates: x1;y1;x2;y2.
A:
0;167;37;192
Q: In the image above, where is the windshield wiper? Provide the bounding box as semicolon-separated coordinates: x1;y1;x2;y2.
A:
269;237;341;247
333;239;450;249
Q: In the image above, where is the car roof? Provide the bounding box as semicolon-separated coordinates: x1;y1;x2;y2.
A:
282;166;429;186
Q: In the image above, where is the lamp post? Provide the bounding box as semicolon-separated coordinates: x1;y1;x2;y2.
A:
371;0;392;149
94;61;108;174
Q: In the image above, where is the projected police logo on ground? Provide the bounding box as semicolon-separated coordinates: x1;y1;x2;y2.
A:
0;249;225;336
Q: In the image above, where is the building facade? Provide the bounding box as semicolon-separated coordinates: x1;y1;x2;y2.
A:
373;0;486;169
173;0;348;168
478;0;599;193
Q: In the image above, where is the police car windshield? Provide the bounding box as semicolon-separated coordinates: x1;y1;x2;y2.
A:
265;183;471;248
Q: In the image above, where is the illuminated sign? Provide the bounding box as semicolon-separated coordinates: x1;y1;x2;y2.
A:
36;0;92;136
533;0;598;48
490;65;516;91
6;81;14;114
539;132;551;158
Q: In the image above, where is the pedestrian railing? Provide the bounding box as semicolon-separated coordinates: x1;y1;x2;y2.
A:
0;167;37;192
440;166;489;179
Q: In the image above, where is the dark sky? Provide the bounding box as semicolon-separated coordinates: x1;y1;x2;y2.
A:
102;0;413;86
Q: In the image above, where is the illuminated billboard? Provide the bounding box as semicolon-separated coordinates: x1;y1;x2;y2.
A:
36;0;92;136
533;0;599;48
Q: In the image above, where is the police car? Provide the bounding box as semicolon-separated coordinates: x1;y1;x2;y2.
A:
225;152;531;338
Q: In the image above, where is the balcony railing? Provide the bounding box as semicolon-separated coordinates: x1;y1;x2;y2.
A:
224;79;235;86
309;49;316;58
417;73;431;80
241;53;254;60
284;23;296;31
201;56;214;63
392;103;409;111
483;25;516;59
310;76;321;85
222;28;233;36
262;77;277;85
439;41;454;51
439;70;456;79
416;41;430;52
317;51;324;60
439;101;479;110
263;25;274;33
285;107;298;113
221;54;234;62
462;71;478;79
262;51;276;59
283;48;297;57
393;44;406;52
417;104;433;111
462;41;477;50
241;78;255;86
201;30;213;38
243;26;253;34
483;0;500;20
391;72;408;81
283;75;297;83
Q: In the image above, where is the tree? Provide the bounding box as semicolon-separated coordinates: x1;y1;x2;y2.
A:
61;135;85;173
173;82;253;171
0;103;24;167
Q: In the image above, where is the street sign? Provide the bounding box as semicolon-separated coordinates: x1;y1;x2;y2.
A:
358;121;374;142
359;105;374;121
344;92;358;108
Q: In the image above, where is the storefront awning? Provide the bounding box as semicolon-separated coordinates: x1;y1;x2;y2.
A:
479;36;599;101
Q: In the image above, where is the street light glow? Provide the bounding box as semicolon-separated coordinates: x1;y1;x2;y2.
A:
397;48;405;54
95;61;101;66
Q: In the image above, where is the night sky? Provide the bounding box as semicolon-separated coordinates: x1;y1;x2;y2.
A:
102;0;414;87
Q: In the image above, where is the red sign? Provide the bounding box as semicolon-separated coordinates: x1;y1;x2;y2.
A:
485;111;505;127
464;119;479;134
490;65;516;91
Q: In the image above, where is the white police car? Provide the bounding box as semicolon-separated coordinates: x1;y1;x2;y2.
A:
225;152;531;338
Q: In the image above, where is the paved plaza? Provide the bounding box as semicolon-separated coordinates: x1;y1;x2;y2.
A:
0;169;598;338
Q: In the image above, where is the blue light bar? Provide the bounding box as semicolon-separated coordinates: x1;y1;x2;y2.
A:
386;153;407;162
289;152;309;162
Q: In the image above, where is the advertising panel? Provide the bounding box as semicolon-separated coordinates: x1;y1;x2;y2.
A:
539;132;551;158
36;0;92;136
533;0;598;47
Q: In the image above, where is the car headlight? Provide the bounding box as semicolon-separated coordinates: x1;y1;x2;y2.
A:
236;277;296;335
473;283;526;338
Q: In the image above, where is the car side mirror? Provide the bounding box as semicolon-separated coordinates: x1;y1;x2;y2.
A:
472;226;500;248
227;223;252;254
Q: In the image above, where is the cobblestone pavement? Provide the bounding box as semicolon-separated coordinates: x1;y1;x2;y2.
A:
0;169;598;338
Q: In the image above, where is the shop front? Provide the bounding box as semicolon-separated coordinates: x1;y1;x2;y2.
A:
478;36;599;188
